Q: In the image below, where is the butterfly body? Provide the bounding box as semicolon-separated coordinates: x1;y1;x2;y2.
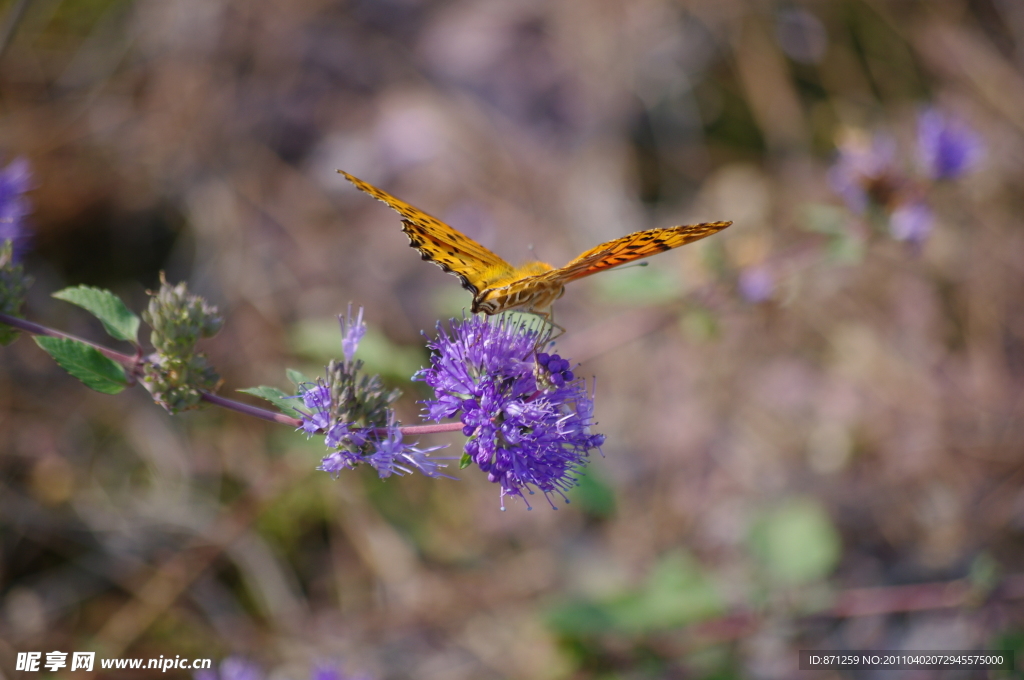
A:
340;170;731;318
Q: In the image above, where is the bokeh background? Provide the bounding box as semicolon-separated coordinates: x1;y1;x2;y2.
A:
2;0;1024;677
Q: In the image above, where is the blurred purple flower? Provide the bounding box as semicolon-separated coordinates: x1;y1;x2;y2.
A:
198;659;371;680
738;266;775;303
776;8;828;64
889;200;934;245
195;657;263;680
311;664;372;680
827;132;898;214
339;303;366;362
917;109;984;180
416;316;604;510
0;157;32;261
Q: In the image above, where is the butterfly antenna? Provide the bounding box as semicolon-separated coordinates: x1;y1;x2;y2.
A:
612;261;649;271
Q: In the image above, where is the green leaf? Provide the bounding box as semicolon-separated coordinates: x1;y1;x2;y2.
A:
596;265;682;305
748;498;841;584
608;551;724;632
290;318;424;381
680;308;719;343
238;386;303;418
286;368;313;387
546;550;723;637
53;285;140;344
569;471;617;518
800;203;848;235
34;336;128;394
545;600;618;636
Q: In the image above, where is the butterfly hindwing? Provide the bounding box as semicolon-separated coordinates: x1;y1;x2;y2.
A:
339;171;513;296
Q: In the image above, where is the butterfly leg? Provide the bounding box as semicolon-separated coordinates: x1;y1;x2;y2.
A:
527;307;565;346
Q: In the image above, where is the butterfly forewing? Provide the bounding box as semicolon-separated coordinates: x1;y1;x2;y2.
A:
339;170;513;295
557;222;733;282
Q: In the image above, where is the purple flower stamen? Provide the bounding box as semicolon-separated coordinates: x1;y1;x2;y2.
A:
339;303;367;362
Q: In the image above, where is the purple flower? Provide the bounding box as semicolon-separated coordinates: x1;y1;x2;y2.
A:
311;664;372;680
195;658;263;680
416;316;604;510
889;200;934;244
304;389;448;480
365;416;450;479
293;308;448;480
827;131;899;214
738;265;775;303
917;109;983;180
0;157;32;261
298;382;332;434
339;303;366;362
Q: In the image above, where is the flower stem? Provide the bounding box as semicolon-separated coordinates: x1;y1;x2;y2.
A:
0;310;304;428
0;311;137;366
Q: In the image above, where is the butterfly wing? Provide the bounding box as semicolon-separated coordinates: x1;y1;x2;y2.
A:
339;171;514;296
475;221;732;315
553;222;733;282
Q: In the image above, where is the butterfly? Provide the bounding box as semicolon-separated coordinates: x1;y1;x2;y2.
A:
339;170;731;321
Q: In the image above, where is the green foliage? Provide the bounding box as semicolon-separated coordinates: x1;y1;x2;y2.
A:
286;368;313;387
596;264;680;305
52;285;140;344
568;470;616;518
0;240;30;345
747;498;841;584
680;307;719;342
547;550;724;637
989;629;1024;680
290;318;423;381
969;552;1000;593
801;203;865;264
33;336;128;394
238;385;303;418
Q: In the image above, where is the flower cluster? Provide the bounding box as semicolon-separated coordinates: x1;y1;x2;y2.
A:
141;274;224;413
828;108;983;246
196;657;370;680
0;158;33;345
0;157;32;261
297;305;448;480
416;316;604;510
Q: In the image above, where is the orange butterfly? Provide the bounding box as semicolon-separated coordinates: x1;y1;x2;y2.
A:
339;170;731;320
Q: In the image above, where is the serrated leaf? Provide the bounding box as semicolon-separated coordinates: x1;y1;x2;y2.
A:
34;336;128;394
286;368;313;387
238;385;303;418
53;285;140;344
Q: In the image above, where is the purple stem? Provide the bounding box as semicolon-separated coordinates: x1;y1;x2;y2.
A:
0;311;137;365
1;311;466;437
200;392;303;427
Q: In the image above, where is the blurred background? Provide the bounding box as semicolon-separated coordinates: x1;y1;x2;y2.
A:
1;0;1023;677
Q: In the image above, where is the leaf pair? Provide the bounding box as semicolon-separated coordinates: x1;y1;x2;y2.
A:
34;286;140;394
